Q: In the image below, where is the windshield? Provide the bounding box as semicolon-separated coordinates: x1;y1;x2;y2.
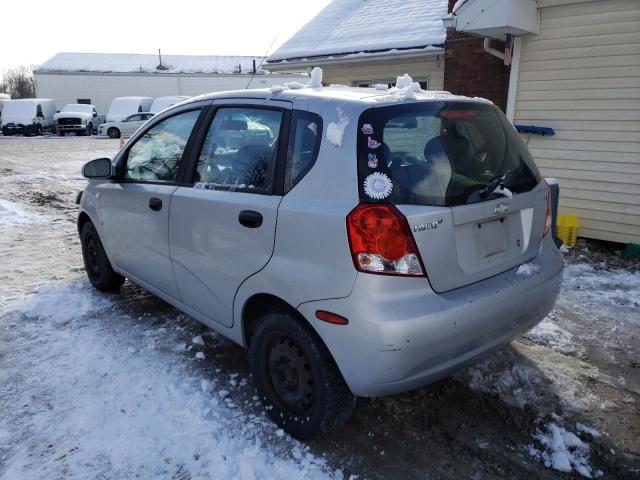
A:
63;104;92;113
357;102;542;206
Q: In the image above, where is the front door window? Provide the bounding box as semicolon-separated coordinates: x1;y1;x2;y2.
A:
124;110;200;182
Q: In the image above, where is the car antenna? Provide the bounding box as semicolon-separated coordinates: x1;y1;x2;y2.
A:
245;34;279;90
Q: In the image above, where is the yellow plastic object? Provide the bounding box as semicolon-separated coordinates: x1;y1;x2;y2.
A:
556;214;579;247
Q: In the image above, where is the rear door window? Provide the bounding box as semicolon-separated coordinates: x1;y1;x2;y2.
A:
194;107;283;192
357;102;542;206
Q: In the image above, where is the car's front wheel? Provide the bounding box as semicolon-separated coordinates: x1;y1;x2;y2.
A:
85;124;93;136
250;311;356;440
107;127;120;139
81;221;125;291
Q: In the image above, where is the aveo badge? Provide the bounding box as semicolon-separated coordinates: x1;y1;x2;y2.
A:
413;218;443;232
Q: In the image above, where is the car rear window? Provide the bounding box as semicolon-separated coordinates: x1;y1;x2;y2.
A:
357;102;542;206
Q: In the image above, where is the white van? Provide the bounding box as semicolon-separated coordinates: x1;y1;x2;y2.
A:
150;96;190;114
106;97;153;122
1;98;56;136
0;93;10;116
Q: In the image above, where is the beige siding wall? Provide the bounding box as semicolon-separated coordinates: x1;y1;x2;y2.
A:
33;73;305;114
320;55;445;90
515;0;640;244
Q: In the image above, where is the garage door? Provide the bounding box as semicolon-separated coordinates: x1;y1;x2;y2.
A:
514;0;640;245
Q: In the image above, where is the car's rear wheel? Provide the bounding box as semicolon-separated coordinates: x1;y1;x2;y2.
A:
107;127;120;139
81;221;124;291
250;311;356;439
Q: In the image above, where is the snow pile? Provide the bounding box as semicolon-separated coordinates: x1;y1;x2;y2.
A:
385;74;423;101
19;282;113;323
326;107;350;148
0;282;344;479
267;0;447;62
308;67;323;88
516;262;541;276
0;198;45;226
563;262;640;308
525;317;577;355
463;349;549;409
38;52;265;75
528;423;595;478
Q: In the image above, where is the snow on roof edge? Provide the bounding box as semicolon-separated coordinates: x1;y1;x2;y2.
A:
267;0;449;62
35;52;269;75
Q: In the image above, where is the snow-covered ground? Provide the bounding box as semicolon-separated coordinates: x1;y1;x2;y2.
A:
0;137;638;479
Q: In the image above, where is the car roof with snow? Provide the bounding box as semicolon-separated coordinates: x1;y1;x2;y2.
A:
189;82;492;109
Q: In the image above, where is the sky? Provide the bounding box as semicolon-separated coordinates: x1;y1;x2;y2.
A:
0;0;333;74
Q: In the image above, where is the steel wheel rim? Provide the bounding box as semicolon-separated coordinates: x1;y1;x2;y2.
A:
266;333;315;416
86;236;102;276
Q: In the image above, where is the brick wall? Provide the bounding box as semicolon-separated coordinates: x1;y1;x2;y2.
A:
443;0;511;111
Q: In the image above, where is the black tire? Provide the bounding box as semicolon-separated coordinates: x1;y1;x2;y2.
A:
86;124;93;136
250;311;356;440
107;127;120;139
81;221;125;291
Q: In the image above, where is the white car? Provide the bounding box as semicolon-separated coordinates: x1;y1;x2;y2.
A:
98;113;155;139
54;104;103;136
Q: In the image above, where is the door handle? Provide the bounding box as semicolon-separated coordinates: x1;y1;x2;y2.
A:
238;210;263;228
148;197;163;211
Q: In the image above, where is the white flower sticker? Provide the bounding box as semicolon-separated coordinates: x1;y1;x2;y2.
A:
364;172;393;200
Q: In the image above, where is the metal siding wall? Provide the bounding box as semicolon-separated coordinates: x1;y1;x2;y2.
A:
515;0;640;244
321;56;445;90
33;73;304;114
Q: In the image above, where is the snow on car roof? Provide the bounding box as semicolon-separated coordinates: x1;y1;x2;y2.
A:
195;83;488;107
35;53;266;75
266;0;448;63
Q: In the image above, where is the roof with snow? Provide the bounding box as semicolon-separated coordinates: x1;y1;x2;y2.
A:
266;0;448;63
35;53;266;75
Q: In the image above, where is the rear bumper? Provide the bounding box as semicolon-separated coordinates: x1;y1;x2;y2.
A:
298;235;563;397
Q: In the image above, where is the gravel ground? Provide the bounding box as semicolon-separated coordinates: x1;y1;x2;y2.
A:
0;136;638;479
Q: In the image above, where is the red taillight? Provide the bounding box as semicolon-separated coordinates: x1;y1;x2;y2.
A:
544;182;552;236
346;203;425;276
315;310;349;325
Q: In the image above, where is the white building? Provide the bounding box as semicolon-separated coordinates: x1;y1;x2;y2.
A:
33;52;306;114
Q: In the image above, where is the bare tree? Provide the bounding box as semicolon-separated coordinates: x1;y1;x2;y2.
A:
0;66;36;99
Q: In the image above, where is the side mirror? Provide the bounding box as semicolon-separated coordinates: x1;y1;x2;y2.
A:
82;158;113;179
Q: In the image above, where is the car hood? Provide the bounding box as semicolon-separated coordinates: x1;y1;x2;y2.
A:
54;112;92;121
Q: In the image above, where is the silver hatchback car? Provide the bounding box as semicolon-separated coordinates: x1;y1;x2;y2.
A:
78;81;562;439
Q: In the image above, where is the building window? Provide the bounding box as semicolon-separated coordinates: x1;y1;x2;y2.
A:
354;78;429;90
77;99;91;104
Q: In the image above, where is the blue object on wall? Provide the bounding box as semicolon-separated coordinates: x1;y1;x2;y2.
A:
514;124;556;136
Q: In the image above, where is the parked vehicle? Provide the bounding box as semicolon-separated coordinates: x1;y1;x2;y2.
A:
98;112;155;138
78;82;562;439
150;96;190;114
0;93;10;117
1;98;56;136
106;96;153;122
54;104;105;136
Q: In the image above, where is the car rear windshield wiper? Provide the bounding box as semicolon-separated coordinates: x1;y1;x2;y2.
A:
479;170;511;198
